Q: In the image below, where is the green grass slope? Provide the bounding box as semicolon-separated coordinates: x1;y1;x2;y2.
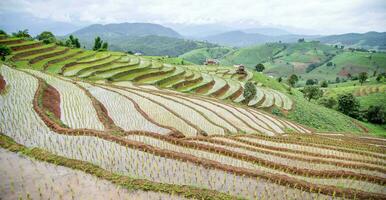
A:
220;43;286;68
306;51;386;81
179;47;234;65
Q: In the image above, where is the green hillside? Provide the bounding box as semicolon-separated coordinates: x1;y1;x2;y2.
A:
219;43;285;68
179;46;234;64
306;51;386;81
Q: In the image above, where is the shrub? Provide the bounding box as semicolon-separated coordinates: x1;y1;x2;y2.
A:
287;74;298;87
337;93;361;119
301;85;322;101
305;79;316;85
37;31;56;44
320;80;328;88
366;106;385;124
0;45;12;61
358;72;368;85
318;97;337;108
12;29;31;38
255;63;265;72
243;82;256;104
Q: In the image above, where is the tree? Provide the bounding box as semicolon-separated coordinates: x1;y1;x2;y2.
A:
0;45;12;61
337;93;360;118
358;72;368;85
58;35;81;48
298;38;305;43
305;79;316;85
37;31;56;44
255;63;265;72
12;29;31;38
347;73;352;79
301;85;322;101
287;74;298;87
366;106;385;124
277;77;282;83
243;82;257;104
93;36;103;51
335;77;340;83
0;29;7;35
101;42;108;50
318;97;337;108
320;80;328;88
376;73;385;82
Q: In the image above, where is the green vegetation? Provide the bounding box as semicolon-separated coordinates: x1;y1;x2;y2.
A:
288;91;363;133
0;45;12;61
179;47;234;64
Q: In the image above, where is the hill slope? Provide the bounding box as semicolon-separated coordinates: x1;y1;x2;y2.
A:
318;32;386;51
71;22;182;38
69;23;217;56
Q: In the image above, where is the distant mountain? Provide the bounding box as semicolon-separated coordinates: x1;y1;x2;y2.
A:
204;30;317;47
67;23;218;56
0;12;82;36
71;22;182;38
204;31;272;47
317;32;386;50
167;23;233;38
243;27;291;36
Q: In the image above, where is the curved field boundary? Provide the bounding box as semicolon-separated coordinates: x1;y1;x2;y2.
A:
154;70;186;86
239;134;386;158
24;70;105;131
0;134;240;200
76;53;112;64
106;86;199;136
57;52;97;74
44;50;84;70
280;133;386;154
29;48;70;64
0;38;24;45
130;88;231;134
173;74;203;89
94;84;181;136
11;45;57;61
185;136;386;174
107;62;152;80
81;82;172;135
9;41;43;51
85;62;142;79
115;82;307;135
211;82;230;97
230;136;385;166
72;56;123;77
122;87;224;136
123;132;386;186
133;67;176;82
2;67;385;199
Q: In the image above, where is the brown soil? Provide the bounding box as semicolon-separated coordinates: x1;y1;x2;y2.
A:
10;42;43;52
0;74;6;93
42;84;61;119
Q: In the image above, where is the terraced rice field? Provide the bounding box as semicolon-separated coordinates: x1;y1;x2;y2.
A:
1;64;385;199
1;37;294;111
1;36;385;199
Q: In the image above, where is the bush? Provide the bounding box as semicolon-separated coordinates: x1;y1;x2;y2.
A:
243;82;256;104
255;63;265;72
320;80;328;88
305;79;316;85
318;97;337;108
301;85;323;101
366;106;385;124
37;31;56;44
0;45;12;61
337;93;361;119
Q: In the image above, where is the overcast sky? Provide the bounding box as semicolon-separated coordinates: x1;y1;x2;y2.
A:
1;0;386;34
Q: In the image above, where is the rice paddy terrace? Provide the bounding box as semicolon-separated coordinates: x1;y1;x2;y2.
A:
1;36;386;199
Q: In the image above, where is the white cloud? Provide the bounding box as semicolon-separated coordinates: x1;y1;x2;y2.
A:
1;0;385;34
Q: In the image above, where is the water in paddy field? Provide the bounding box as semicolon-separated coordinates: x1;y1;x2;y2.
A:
0;148;190;200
